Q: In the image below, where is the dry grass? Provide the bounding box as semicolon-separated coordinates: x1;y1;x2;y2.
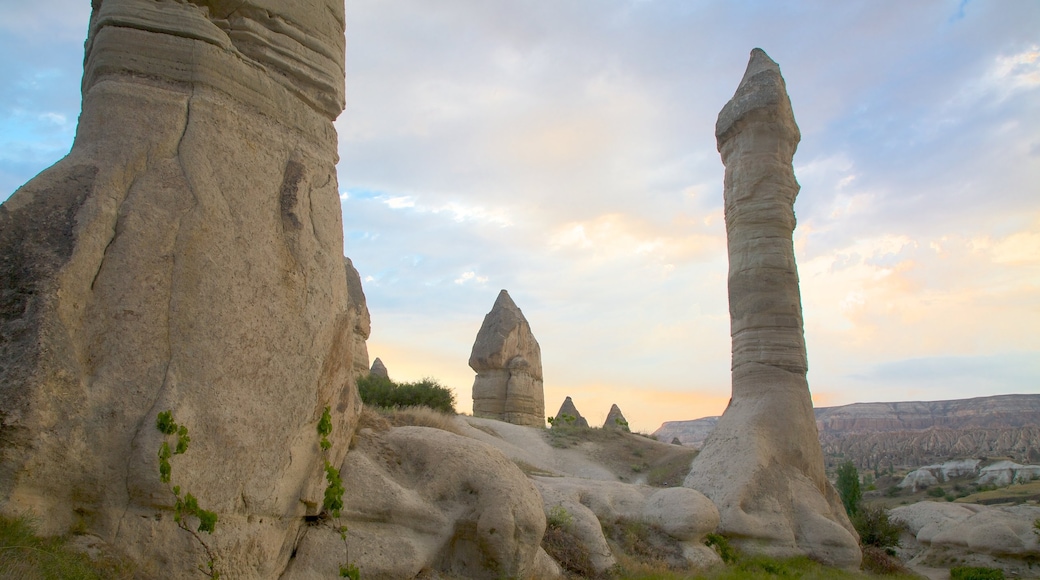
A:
372;405;466;436
542;526;596;578
544;426;698;486
0;513;134;580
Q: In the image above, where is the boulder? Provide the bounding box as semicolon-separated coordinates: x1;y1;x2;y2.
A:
603;403;631;431
899;468;940;492
683;49;860;568
891;501;1040;565
0;1;357;577
370;357;389;379
553;396;590;428
283;426;557;579
978;460;1040;486
469;290;545;427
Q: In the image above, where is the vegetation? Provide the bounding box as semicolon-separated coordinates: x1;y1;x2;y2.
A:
356;374;456;413
540;506;594;577
705;533;737;564
835;461;861;517
0;513;133;579
155;411;219;578
950;566;1005;580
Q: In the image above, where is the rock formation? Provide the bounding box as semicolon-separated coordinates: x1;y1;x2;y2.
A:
553;396;589;428
0;1;357;576
683;49;860;567
285;425;560;579
891;501;1040;576
469;290;545;427
370;357;389;379
603;403;630;431
345;257;371;377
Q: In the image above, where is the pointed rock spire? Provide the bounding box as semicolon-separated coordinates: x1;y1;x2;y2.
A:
684;49;860;568
553;396;589;428
603;404;630;431
469;290;545;426
370;357;389;379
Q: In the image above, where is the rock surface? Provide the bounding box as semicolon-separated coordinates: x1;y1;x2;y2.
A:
469;290;545;427
370;357;389;379
345;257;371;377
683;48;860;568
0;1;356;577
603;403;630;431
553;396;590;428
283;425;557;580
892;501;1040;575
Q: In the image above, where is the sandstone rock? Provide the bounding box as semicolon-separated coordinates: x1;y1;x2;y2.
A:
469;290;545;427
683;49;860;568
603;403;630;431
892;501;1040;558
370;357;389;379
553;396;590;428
899;468;940;492
535;477;721;574
978;460;1040;487
0;2;356;577
344;257;371;377
283;426;556;579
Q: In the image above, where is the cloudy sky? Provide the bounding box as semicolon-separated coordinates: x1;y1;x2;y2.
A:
3;1;1039;431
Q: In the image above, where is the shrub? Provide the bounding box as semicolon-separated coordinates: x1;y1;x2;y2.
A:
705;533;737;564
546;505;573;530
927;486;946;498
861;545;913;575
853;506;902;549
356;374;456;413
950;566;1005;580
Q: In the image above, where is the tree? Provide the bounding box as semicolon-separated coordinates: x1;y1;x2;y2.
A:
836;461;862;517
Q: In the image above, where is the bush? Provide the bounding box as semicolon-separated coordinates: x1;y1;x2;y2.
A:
835;461;861;516
927;486;946;498
705;533;737;564
356;374;456;413
860;545;913;575
950;566;1005;580
852;506;903;549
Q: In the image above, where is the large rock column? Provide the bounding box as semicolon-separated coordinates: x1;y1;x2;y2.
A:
683;49;861;568
0;1;357;577
469;290;545;427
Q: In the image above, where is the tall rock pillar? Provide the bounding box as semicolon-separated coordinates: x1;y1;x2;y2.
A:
0;1;357;577
683;49;860;567
469;290;545;427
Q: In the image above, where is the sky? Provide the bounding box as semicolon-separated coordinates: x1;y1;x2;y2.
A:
2;1;1039;432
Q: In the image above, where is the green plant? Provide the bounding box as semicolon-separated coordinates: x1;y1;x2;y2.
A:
155;411;219;578
950;566;1005;580
0;513;133;578
356;375;456;413
852;506;902;549
927;486;947;498
705;533;737;564
546;505;573;530
316;407;355;577
337;526;359;579
835;461;861;517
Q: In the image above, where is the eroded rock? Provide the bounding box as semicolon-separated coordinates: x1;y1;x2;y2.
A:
0;2;356;577
345;257;371;377
604;403;630;431
683;48;860;568
469;290;545;427
553;396;589;428
283;426;556;580
370;357;389;379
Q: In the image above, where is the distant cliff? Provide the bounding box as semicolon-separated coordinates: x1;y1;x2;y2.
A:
656;394;1040;469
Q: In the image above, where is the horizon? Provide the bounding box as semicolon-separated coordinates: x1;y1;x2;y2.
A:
2;1;1038;432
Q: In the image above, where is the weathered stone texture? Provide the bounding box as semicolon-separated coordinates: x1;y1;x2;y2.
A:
683;49;860;568
469;290;545;427
553;396;589;428
603;403;630;431
345;257;371;376
370;357;389;379
0;1;357;577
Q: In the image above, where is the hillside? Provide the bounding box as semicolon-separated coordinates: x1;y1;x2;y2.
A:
655;394;1040;469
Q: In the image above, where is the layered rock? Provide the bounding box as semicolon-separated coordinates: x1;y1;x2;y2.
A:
285;425;559;579
0;1;356;576
344;257;371;377
603;403;630;431
683;49;859;567
553;396;589;428
469;290;545;427
370;357;389;379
